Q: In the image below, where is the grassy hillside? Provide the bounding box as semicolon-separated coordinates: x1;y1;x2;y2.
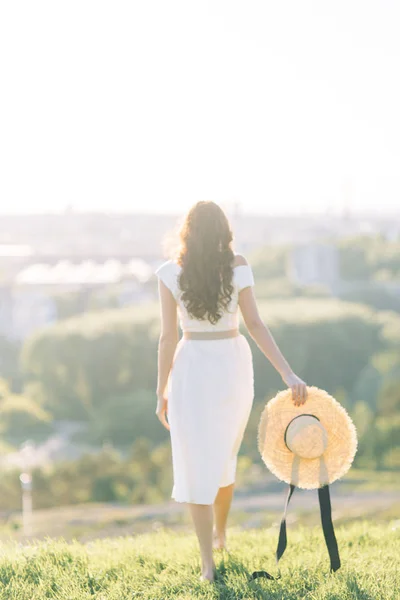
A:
0;520;398;599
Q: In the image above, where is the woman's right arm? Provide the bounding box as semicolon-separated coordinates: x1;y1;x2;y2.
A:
238;276;307;406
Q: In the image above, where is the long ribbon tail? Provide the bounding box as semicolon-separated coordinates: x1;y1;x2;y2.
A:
251;483;341;581
251;484;295;580
318;484;341;572
276;483;296;562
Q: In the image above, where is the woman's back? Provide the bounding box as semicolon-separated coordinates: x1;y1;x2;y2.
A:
154;201;307;581
155;253;255;332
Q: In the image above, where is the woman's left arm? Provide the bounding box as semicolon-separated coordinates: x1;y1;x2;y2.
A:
156;278;179;429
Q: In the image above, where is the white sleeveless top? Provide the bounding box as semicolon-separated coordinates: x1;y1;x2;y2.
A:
154;257;255;332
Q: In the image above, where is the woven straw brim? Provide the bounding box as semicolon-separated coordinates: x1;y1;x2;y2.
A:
257;386;358;490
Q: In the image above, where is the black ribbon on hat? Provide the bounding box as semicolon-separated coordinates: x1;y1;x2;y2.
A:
251;483;340;580
250;414;341;581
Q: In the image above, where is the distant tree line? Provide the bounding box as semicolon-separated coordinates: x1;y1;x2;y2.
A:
0;233;399;510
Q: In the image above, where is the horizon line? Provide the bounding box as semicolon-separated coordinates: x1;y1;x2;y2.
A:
0;208;399;219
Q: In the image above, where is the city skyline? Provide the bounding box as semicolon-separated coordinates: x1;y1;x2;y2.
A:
0;197;398;218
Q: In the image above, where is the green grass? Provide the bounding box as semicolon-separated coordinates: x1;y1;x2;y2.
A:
0;520;399;599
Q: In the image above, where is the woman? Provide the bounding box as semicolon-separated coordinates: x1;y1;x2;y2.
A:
155;201;307;582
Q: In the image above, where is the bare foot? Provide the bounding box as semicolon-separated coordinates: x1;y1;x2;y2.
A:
200;561;216;582
199;571;214;582
213;528;228;551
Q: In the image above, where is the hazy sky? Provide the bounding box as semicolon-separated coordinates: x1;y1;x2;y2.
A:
1;1;399;215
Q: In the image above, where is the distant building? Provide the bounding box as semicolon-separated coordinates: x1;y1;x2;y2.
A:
0;285;14;339
287;242;339;289
0;257;154;341
0;285;57;341
11;289;58;340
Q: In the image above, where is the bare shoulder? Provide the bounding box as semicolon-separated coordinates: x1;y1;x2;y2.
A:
233;253;249;267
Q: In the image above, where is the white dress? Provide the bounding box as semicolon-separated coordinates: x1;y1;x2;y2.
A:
155;258;255;504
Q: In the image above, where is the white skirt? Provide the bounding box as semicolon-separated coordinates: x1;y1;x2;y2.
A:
166;333;254;504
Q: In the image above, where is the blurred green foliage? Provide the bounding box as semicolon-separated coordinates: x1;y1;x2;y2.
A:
0;336;21;388
0;233;398;510
0;440;172;510
0;378;52;444
338;234;400;281
20;298;386;421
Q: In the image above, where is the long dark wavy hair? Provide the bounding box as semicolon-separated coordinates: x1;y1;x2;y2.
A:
174;201;236;324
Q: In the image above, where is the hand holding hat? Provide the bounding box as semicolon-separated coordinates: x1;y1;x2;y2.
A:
281;370;308;407
258;385;358;489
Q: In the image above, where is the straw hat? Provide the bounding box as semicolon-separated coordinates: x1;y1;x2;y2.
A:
257;386;358;490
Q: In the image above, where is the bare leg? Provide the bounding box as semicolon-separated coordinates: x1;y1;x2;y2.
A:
188;503;215;581
213;482;234;550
